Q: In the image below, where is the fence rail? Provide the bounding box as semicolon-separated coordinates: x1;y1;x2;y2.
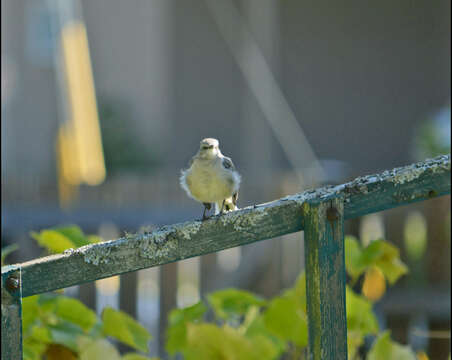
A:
2;154;450;359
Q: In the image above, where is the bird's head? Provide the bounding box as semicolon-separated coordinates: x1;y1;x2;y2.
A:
199;138;220;159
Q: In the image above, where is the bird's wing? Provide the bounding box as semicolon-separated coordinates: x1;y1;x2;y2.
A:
222;156;235;170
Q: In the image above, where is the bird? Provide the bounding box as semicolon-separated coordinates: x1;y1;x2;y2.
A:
180;138;241;220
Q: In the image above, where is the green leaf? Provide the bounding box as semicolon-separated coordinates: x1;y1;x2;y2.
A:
22;296;40;334
374;242;408;285
31;225;100;254
346;286;379;359
359;240;386;267
29;325;52;343
263;295;308;347
53;225;93;248
348;330;364;360
55;297;98;332
87;235;103;244
345;236;365;279
168;301;207;327
346;286;378;336
102;307;151;353
79;338;121;360
207;288;266;321
242;307;286;357
166;301;207;355
367;331;416;360
184;323;277;360
23;338;47;360
48;320;85;352
292;271;307;312
31;230;76;253
345;238;408;285
122;353;159;360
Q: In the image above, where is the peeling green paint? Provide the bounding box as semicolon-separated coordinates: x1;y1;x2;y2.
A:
304;199;347;360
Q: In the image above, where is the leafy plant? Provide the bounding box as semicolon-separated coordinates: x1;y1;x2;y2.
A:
165;237;416;360
22;294;155;360
31;225;101;254
13;223;424;359
20;225;157;360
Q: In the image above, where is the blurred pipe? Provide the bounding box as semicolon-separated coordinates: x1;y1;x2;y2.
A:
204;0;324;187
60;21;106;186
48;0;106;209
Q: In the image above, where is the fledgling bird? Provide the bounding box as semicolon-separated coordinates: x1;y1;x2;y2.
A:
180;138;241;220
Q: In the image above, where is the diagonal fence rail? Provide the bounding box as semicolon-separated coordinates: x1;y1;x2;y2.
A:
2;154;450;359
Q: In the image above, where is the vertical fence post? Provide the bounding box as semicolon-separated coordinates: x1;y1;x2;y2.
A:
1;267;23;360
158;263;178;357
303;198;347;360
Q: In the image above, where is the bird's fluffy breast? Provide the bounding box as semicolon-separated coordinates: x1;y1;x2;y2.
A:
180;159;239;203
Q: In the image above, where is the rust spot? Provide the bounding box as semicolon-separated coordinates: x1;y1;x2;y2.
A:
326;207;339;222
5;276;19;292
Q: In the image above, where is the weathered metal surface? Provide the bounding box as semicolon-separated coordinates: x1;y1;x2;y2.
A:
1;154;450;297
304;198;347;360
1;267;22;360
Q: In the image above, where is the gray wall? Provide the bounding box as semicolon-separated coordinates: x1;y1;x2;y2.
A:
2;0;450;204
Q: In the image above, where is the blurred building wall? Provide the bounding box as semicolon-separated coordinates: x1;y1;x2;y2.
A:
1;0;450;205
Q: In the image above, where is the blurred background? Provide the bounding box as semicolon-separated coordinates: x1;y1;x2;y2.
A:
1;0;450;358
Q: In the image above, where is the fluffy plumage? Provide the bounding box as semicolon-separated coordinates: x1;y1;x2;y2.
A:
180;138;240;218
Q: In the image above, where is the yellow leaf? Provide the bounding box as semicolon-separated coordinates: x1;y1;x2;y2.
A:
45;344;77;360
362;266;386;302
417;351;429;360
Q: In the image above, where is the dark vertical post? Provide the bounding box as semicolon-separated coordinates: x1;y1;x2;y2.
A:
158;262;178;357
120;272;138;318
79;282;96;311
200;253;216;295
119;271;138;353
303;198;347;360
1;267;22;360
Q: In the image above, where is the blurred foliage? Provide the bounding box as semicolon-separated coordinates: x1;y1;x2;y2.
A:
8;224;424;359
19;226;156;360
97;97;160;174
367;331;416;360
22;294;155;360
31;225;101;254
413;105;450;161
1;243;19;266
345;236;408;289
403;212;427;261
166;236;413;360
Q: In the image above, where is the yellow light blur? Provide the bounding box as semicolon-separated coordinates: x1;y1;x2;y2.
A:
404;211;427;261
56;127;79;208
96;276;120;296
60;22;106;186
